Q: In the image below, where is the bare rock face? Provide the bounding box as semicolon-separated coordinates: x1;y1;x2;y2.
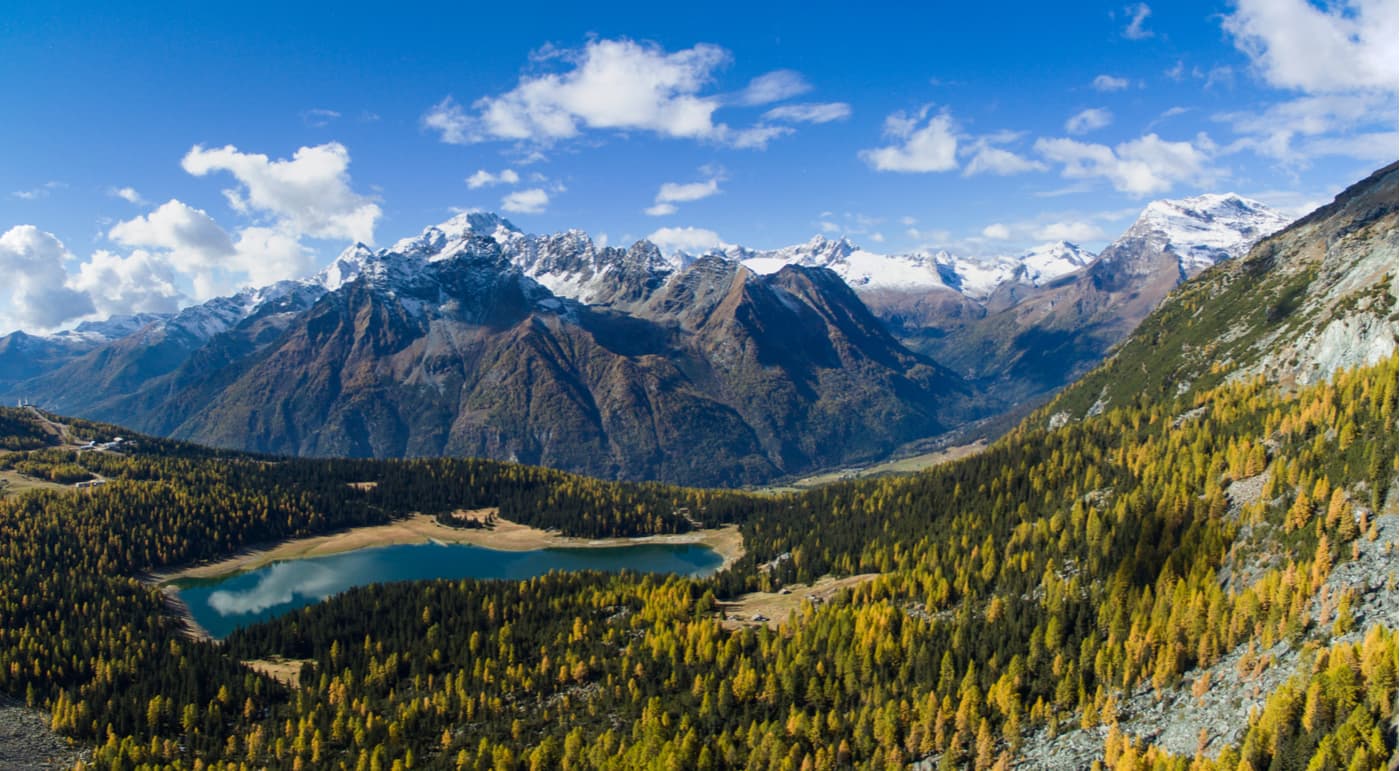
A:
1228;164;1399;388
1043;161;1397;423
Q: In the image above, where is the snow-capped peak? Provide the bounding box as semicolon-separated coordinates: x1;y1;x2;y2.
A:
41;313;172;345
389;211;522;259
1130;192;1290;275
317;243;375;291
738;236;954;292
1017;241;1096;285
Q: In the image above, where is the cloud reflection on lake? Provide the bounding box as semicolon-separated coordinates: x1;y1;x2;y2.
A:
207;554;377;615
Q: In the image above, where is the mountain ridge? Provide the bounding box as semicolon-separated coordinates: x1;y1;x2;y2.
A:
0;188;1294;484
5;230;969;485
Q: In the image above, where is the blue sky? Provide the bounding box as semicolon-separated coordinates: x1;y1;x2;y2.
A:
1;0;1395;333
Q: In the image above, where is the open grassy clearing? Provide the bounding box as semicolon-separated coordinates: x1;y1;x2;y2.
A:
716;573;880;630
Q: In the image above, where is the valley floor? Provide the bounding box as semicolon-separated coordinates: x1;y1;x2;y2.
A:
762;439;988;492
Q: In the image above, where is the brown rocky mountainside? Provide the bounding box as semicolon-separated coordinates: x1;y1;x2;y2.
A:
16;239;969;486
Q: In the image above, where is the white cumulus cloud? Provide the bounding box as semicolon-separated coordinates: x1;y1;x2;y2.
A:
108;199;314;299
1216;0;1396;167
229;226;316;289
0;226;96;330
860;107;959;173
981;223;1011;240
69;249;185;318
501;188;551;214
3;141;383;331
429;39;727;144
423;39;834;150
645;226;729;255
181;142;381;244
1223;0;1398;94
108;199;236;264
1035;133;1219;196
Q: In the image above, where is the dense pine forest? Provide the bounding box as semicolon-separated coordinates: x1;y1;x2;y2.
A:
0;347;1394;769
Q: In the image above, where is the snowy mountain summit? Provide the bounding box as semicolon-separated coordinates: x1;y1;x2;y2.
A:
1127;193;1291;277
23;193;1288;350
275;192;1289;320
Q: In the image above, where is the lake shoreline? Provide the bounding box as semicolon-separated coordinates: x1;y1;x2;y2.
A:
147;512;746;585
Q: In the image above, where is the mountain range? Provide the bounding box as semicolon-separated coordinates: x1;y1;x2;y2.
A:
0;188;1293;485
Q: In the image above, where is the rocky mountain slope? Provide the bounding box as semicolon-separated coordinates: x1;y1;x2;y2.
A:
1046;161;1397;423
4;227;967;485
876;193;1290;405
995;161;1400;770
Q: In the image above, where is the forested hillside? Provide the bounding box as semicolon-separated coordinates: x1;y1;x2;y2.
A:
0;340;1393;768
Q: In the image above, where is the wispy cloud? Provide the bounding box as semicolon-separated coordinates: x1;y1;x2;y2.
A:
108;186;146;205
761;102;852;124
645;170;724;216
963;137;1046;176
300;108;341;127
733;70;810;106
10;181;65;200
1092;74;1129;92
466;168;520;189
1121;3;1154;40
1065;108;1113;135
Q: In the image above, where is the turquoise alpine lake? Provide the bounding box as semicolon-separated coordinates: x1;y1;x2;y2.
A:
173;541;723;639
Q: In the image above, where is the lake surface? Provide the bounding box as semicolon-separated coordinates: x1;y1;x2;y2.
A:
174;542;723;639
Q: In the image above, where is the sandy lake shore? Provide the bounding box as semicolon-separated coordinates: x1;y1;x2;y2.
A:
148;511;746;585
